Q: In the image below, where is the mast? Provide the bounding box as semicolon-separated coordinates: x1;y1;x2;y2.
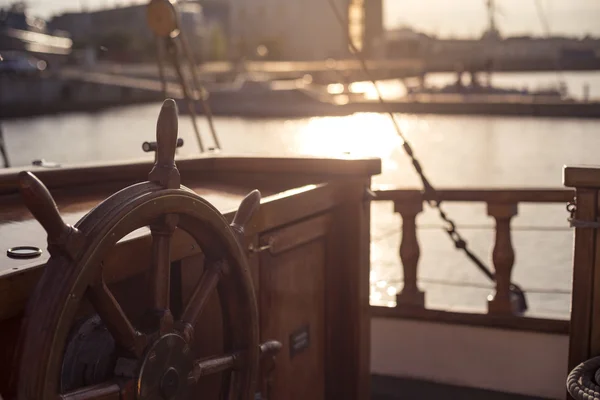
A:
481;0;499;85
483;0;501;40
487;0;496;35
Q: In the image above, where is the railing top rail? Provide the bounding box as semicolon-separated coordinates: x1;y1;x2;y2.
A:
373;187;574;203
564;166;600;189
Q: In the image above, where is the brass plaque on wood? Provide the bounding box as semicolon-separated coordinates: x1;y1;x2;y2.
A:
289;325;310;358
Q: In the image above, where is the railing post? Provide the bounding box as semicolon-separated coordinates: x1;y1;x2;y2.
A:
394;200;425;308
487;202;518;315
564;166;600;376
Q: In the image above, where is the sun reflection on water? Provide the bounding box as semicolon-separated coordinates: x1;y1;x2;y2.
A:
293;113;404;160
326;80;407;100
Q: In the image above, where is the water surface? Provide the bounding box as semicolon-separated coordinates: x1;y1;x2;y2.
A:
4;72;600;319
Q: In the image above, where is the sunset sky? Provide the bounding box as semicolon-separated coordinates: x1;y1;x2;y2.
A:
3;0;600;38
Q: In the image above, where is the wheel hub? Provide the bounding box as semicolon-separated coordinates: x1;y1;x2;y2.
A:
160;367;180;398
138;333;193;400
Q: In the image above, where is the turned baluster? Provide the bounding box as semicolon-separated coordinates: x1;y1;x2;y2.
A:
394;200;425;308
487;202;518;315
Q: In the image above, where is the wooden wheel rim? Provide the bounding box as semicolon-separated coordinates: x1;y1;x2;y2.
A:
17;186;259;400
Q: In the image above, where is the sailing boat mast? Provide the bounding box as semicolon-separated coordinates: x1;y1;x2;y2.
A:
487;0;496;35
483;0;501;40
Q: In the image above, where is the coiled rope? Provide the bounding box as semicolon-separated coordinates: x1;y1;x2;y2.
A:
567;357;600;400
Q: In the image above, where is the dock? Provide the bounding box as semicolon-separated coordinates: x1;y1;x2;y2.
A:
1;64;599;120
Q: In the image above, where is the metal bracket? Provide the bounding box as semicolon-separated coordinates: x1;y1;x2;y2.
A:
569;218;600;229
248;237;275;254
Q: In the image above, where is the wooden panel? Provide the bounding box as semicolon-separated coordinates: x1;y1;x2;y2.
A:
261;214;331;256
590;193;600;357
567;188;597;371
259;216;330;400
326;178;372;400
242;184;338;237
0;315;21;397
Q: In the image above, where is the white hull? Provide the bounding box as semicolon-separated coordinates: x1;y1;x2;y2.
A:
371;317;568;399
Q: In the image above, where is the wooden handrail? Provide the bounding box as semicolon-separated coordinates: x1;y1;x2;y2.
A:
373;187;574;203
373;187;574;315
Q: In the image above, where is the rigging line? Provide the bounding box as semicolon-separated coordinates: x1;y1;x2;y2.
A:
0;123;10;168
155;37;168;99
377;277;571;295
174;20;221;150
533;0;551;34
324;0;521;294
167;38;205;153
371;224;572;242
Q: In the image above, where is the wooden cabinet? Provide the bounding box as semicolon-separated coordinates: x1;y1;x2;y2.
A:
0;153;377;400
258;214;331;400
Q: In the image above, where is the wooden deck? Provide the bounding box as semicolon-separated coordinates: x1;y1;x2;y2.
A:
371;375;549;400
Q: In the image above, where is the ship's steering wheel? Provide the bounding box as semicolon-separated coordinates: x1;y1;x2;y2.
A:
14;100;279;400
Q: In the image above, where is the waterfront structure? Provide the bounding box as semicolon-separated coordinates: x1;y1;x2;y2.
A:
386;27;600;71
0;4;72;65
228;0;383;60
385;0;600;72
49;3;206;62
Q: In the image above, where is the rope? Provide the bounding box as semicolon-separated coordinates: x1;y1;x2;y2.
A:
0;123;10;168
149;0;222;153
371;224;572;243
166;38;205;153
176;26;221;150
567;356;600;400
375;276;570;296
325;0;527;310
155;37;168;99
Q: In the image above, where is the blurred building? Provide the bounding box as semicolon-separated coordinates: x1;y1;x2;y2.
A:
195;0;230;60
385;0;600;72
228;0;383;60
362;0;384;58
199;0;230;38
0;3;72;65
385;26;600;71
49;2;207;62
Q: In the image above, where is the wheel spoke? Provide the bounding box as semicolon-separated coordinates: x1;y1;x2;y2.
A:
189;341;282;384
150;218;176;310
189;352;242;382
87;280;145;357
180;260;224;340
149;215;178;333
59;382;124;400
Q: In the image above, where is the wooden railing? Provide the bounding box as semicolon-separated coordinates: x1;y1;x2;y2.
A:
373;188;574;316
565;166;600;375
